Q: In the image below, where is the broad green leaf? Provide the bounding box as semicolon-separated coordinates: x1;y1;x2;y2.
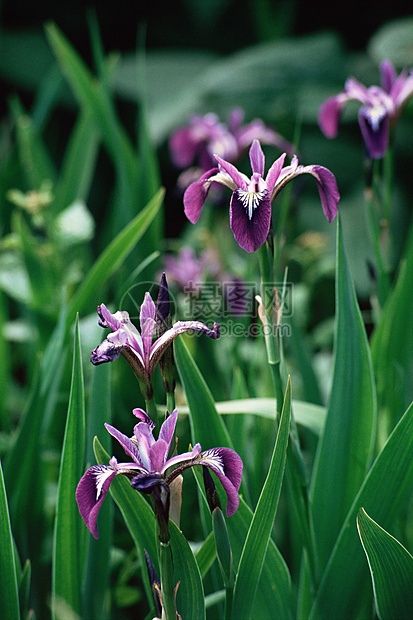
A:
176;397;325;436
195;531;216;578
4;302;67;530
45;22;137;187
310;216;377;571
175;336;292;618
174;335;233;450
52;316;85;618
309;402;413;619
371;226;413;441
0;461;20;620
357;508;413;620
232;377;291;619
9;96;57;188
169;520;206;620
66;187;164;327
53;110;100;215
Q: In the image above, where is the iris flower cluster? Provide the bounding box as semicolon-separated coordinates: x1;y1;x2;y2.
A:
76;274;243;542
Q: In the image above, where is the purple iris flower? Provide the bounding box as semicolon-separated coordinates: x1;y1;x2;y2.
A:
318;59;413;159
169;108;293;178
90;286;220;386
76;408;243;538
183;139;339;253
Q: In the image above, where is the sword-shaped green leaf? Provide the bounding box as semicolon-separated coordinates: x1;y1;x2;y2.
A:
310;216;377;571
357;507;413;620
52;316;85;618
0;461;20;620
232;377;291;619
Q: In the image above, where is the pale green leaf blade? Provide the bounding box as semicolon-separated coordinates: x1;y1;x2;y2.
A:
309;402;413;619
52;316;85;618
311;216;377;570
371;226;413;439
357;508;413;620
0;461;20;620
232;377;291;619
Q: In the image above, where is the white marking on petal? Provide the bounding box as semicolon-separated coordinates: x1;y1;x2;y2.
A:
237;189;265;220
94;466;116;501
198;448;226;475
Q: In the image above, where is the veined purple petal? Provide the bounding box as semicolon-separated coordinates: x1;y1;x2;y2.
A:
157;410;178;454
392;72;413;112
380;59;397;94
169;126;199;168
162;443;202;473
358;106;389;159
183;167;220;223
105;423;143;465
318;95;346;138
265;152;287;193
140;293;156;357
344;77;371;104
76;465;117;539
214;155;249;190
149;439;171;472
132;407;156;431
290;164;340;222
249;139;265;176
134;421;156;471
229;188;272;252
149;320;220;372
90;337;124;365
192;447;243;517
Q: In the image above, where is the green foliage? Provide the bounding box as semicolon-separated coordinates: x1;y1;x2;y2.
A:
0;11;412;620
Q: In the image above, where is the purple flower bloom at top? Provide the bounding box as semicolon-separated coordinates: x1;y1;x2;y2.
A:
76;408;243;538
184;139;339;253
318;59;413;159
169;108;293;181
91;276;220;389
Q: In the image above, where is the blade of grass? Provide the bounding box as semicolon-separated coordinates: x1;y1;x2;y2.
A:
310;216;377;573
52;316;85;618
309;402;413;619
232;377;292;619
66;187;164;328
357;507;413;620
0;460;20;620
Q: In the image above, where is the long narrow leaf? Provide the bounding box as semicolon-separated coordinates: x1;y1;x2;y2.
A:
66;187;164;327
310;216;377;571
309;402;413;619
0;461;20;620
175;336;292;618
357;507;413;620
52;316;85;618
232;377;292;619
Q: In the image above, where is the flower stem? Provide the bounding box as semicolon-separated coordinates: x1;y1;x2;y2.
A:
159;540;177;620
145;396;159;427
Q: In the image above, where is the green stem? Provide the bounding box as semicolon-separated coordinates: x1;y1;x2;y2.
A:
145;396;159;426
159;541;176;620
258;239;320;588
166;391;175;415
224;586;233;620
